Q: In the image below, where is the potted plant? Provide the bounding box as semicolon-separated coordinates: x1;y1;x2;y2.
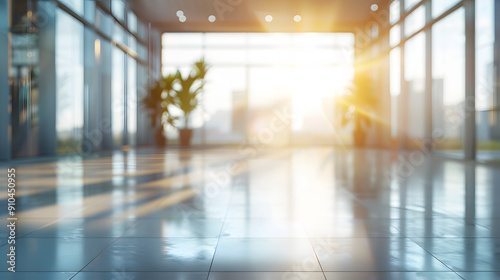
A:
163;58;210;147
337;72;377;147
141;74;177;146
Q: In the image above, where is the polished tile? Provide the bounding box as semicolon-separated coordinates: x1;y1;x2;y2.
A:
225;204;293;219
124;218;224;237
324;272;463;280
221;219;307;238
311;238;451;272
304;218;400;238
146;201;228;219
458;272;500;280
0;218;58;237
211;238;321;271
73;271;208;280
0;272;76;280
391;218;493;237
208;272;326;280
25;218;138;238
0;238;115;271
84;238;217;272
1;147;499;279
412;237;500;271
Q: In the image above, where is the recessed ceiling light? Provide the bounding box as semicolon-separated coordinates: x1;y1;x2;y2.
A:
371;4;379;11
176;10;184;17
294;15;301;22
265;15;273;22
208;15;216;22
179;15;186;22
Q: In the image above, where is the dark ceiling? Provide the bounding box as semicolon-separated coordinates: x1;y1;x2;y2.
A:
130;0;388;33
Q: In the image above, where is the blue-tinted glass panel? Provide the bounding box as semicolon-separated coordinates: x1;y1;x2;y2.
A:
111;0;125;22
112;47;125;148
432;8;465;157
59;0;83;15
56;9;84;153
432;0;460;19
128;11;137;33
475;0;498;161
127;57;137;147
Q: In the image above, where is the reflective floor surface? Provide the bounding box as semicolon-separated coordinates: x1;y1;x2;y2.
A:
0;147;499;279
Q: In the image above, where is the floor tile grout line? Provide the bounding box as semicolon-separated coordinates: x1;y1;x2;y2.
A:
206;186;235;280
406;235;465;280
306;236;328;280
0;193;117;247
68;197;172;280
388;224;465;279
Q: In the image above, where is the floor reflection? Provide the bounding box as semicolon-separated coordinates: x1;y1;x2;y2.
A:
0;147;499;279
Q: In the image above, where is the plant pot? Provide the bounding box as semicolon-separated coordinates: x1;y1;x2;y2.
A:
179;129;193;147
353;129;366;147
155;126;167;147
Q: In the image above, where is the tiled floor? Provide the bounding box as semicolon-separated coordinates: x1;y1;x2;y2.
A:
0;147;499;279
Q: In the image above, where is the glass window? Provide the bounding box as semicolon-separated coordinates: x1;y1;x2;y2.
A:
432;8;465;157
161;32;354;145
390;46;401;140
113;23;125;45
405;32;426;144
475;0;498;161
332;33;355;47
137;19;148;42
391;96;398;138
248;33;292;46
432;0;460;19
205;49;246;64
128;11;137;33
96;9;113;38
476;0;495;111
56;10;84;153
111;0;125;22
59;0;84;16
112;47;125;148
390;0;400;25
390;24;401;47
162;48;204;68
138;44;147;61
83;0;95;23
405;0;421;11
390;47;401;97
205;33;247;46
127;57;137;147
404;5;425;37
162;33;203;47
203;67;247;144
128;35;137;53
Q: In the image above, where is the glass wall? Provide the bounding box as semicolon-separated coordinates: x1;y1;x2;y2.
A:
127;56;137;147
56;9;84;153
404;32;426;147
112;47;125;148
386;0;498;161
2;0;154;160
161;33;355;146
475;0;498;162
432;9;465;156
9;0;41;158
389;47;401;141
